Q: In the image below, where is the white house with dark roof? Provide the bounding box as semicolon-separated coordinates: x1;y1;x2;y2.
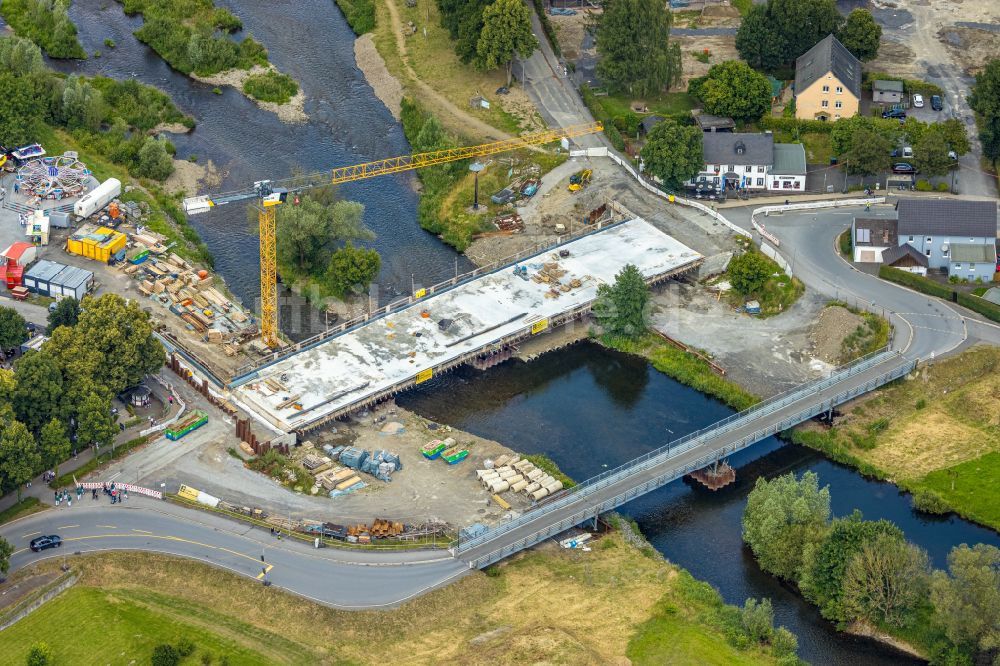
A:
689;133;807;192
897;199;998;281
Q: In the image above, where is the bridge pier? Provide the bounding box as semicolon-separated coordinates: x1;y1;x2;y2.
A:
687;459;736;491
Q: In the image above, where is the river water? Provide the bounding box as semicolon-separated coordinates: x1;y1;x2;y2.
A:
50;0;471;335
398;344;1000;666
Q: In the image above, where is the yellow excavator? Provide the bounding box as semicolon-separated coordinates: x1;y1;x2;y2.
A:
183;121;602;348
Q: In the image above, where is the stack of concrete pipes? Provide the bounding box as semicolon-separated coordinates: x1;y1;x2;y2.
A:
476;457;564;501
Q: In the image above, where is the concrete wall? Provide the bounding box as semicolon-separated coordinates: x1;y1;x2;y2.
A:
796;73;859;121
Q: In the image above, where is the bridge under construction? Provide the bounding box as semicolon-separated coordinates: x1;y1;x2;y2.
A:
229;217;702;433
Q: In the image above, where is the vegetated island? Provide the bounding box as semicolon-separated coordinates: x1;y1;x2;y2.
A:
119;0;305;121
0;0;86;59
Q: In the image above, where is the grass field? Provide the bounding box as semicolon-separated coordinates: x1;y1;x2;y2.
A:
792;347;1000;530
0;497;45;526
1;532;790;664
594;91;698;120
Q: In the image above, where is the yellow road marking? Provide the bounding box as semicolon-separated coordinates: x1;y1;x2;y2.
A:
256;564;274;580
22;531;41;538
132;529;152;534
97;524;116;529
58;525;79;529
59;534;272;568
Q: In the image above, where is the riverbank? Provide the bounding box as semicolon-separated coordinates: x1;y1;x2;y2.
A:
792;345;1000;533
0;531;797;663
191;65;307;123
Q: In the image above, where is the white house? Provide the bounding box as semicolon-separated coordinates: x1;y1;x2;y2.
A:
692;133;808;193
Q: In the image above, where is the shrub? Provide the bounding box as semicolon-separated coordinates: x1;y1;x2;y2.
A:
937;181;950;191
740;597;774;643
878;266;953;299
771;626;798;657
532;0;561;56
334;0;375;35
915;179;934;191
911;488;950;515
915;398;927;410
175;638;195;657
104;38;116;48
0;0;86;59
242;70;298;104
151;644;180;666
26;642;52;666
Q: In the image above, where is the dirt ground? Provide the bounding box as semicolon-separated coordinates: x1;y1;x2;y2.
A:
672;34;740;90
156;400;530;528
810;305;865;364
163;157;220;195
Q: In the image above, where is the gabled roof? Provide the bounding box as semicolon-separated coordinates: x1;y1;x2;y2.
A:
771;143;807;176
702;132;774;167
949;243;995;263
795;34;862;99
853;217;897;247
639;115;665;133
896;199;998;238
882;243;928;267
2;241;33;262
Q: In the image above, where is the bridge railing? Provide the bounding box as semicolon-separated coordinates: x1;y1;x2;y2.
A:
462;358;916;568
453;346;902;554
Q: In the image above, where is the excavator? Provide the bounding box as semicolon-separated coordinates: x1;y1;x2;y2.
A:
182;121;603;348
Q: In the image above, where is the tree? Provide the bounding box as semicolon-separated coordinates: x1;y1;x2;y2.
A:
837;9;882;61
742;471;831;581
0;536;12;577
799;512;904;622
913;129;954;177
276;196;336;275
12;351;63;433
735;5;786;71
151;644;181;666
62;75;104;130
475;0;537;87
437;0;491;63
25;641;52;666
0;420;40;502
932;118;971;156
740;597;774;644
0;35;46;76
593;263;650;338
42;325;104;426
845;127;892;176
77;392;117;453
772;627;798;658
135;136;174;180
930;544;1000;655
0;305;27;352
968;59;1000;163
639;119;702;189
769;0;842;63
39;418;71;478
74;294;165;395
727;251;772;295
325;242;381;298
0;71;45;146
47;296;80;333
698;61;772;123
842;534;929;628
595;0;681;96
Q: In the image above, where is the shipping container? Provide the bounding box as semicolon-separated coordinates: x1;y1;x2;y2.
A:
66;225;126;263
74;178;121;218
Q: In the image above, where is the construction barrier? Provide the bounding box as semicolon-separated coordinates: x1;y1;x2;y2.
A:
79;481;163;500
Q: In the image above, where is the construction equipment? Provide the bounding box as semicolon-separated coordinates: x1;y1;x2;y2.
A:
182;122;603;348
568;169;592;192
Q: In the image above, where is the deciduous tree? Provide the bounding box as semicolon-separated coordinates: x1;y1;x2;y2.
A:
61;74;104;130
77;391;117;452
0;305;27;352
476;0;537;87
930;544;1000;655
842;534;929;628
0;71;44;146
39;418;71;478
735;5;786;71
0;420;40;502
837;9;882;61
931;118;971;156
742;471;831;581
699;60;772;123
594;263;650;338
914;129;953;177
46;296;80;333
727;251;772;295
845;127;892;176
968;59;1000;163
639;119;702;189
325;241;381;298
12;350;63;433
769;0;842;63
595;0;681;96
74;294;165;395
0;536;12;577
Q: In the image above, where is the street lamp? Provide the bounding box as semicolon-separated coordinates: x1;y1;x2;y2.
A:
469;162;485;210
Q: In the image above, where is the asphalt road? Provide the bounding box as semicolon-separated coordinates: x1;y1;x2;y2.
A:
1;498;467;609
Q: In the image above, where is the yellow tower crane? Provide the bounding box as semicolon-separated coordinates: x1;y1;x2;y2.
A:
182;121;603;348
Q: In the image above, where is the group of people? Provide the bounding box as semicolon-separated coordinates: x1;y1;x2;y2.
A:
101;482;127;504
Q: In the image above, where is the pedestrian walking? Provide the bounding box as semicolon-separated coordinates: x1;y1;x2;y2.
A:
92;488;97;500
67;498;71;507
123;490;128;502
54;491;59;505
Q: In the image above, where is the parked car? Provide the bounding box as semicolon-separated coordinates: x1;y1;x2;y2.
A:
882;108;907;119
912;94;924;108
29;535;62;552
931;95;944;111
892;163;918;174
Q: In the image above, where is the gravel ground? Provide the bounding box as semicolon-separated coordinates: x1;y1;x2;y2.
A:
810;305;865;364
354;33;403;119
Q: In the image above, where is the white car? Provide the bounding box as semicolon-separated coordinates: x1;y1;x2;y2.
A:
912;94;924;108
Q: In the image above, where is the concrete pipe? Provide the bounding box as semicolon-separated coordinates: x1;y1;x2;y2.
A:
510;479;529;493
524;482;542;494
529;487;550;501
543;480;563;493
489;480;511;493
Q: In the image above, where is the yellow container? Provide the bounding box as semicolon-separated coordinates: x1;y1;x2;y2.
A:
66;226;126;263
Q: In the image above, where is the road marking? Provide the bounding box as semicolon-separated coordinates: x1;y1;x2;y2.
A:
58;525;79;529
256;564;273;580
108;472;121;481
57;533;273;569
21;531;41;538
97;525;117;529
132;529;152;534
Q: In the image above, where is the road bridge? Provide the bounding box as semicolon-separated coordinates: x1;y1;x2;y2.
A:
454;348;916;568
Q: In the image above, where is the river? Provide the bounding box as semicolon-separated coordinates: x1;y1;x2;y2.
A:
398;343;1000;666
49;0;471;336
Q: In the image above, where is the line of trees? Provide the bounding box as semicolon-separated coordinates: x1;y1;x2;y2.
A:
736;0;882;71
743;472;1000;664
436;0;537;87
0;295;164;502
830;115;971;177
594;0;681;97
969;59;1000;166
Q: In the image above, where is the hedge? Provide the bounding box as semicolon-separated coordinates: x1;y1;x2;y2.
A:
879;266;1000;323
532;0;560;57
758;116;833;134
580;84;626;151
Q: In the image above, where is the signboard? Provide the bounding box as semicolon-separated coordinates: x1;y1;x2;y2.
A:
413;288;426;299
178;484;200;501
531;318;549;335
415;368;433;384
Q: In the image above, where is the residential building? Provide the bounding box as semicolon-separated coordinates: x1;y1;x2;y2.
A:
793;34;861;121
769;143;807;192
872;80;904;104
851;217;897;263
897;199;998;281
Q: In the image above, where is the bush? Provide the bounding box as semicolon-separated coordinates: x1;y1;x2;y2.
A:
956;292;1000;324
771;626;798;657
523;453;575;488
104;38;116;48
175;638;195;657
759;115;834;134
937;181;950;192
242;70;298;104
334;0;375;35
915;398;927;410
151;644;180;666
878;266;953;299
26;642;52;666
911;488;950;515
915;179;934;191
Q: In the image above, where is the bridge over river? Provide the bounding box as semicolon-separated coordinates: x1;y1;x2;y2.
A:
453;348;916;568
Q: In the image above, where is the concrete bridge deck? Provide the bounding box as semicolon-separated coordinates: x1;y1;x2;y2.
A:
231;218;702;433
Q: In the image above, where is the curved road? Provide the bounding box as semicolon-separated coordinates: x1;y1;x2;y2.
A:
3;202;997;607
